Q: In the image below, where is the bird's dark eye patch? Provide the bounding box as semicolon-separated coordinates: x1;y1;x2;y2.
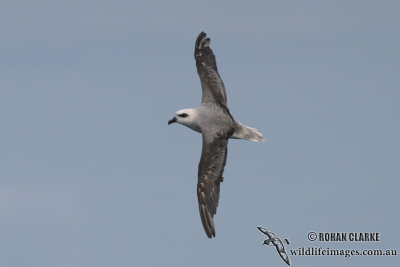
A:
178;113;188;118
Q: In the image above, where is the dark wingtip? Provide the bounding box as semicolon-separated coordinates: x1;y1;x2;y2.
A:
195;32;210;50
199;204;216;238
257;226;269;235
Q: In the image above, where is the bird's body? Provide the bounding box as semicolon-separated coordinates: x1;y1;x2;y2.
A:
175;105;235;135
168;32;264;238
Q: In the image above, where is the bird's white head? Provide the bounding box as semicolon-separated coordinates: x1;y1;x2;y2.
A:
168;108;201;133
263;239;273;246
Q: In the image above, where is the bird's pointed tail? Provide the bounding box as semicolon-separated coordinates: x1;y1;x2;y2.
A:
231;122;265;142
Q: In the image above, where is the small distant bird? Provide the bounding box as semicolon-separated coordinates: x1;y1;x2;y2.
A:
168;32;265;238
257;226;291;266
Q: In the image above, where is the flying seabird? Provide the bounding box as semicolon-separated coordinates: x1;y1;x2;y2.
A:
168;32;264;238
257;226;291;266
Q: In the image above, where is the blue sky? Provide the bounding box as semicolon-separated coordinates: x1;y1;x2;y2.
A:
1;1;399;266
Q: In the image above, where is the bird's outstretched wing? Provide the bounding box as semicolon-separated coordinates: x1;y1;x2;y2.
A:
197;133;228;238
257;226;273;238
194;32;228;109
